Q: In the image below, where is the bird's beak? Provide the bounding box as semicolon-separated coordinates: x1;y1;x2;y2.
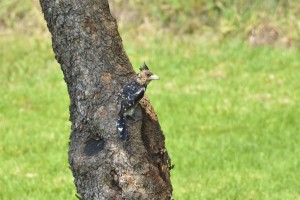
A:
149;74;160;80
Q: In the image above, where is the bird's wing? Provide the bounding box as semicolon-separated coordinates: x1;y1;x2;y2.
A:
119;85;145;115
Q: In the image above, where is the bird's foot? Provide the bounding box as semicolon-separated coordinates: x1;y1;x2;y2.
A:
126;114;142;123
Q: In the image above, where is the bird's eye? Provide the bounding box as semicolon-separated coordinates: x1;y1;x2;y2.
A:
146;73;151;77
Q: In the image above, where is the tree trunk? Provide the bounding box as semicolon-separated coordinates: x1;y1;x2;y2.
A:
39;0;172;199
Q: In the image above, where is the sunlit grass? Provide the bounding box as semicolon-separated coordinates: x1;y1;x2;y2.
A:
0;36;75;199
1;0;300;198
1;29;300;200
126;35;300;199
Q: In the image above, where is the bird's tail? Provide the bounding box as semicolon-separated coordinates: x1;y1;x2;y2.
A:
117;115;128;141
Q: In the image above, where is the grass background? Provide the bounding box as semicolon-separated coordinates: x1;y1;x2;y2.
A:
1;0;300;199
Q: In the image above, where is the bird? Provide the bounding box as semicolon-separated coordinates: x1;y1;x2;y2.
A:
116;62;159;141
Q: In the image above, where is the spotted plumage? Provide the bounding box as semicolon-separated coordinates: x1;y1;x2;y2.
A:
117;63;159;141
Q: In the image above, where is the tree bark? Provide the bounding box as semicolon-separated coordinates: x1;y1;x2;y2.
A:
39;0;172;199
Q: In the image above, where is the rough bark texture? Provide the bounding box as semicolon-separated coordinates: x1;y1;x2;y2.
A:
39;0;172;199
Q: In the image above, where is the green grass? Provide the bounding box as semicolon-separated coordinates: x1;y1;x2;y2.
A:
1;33;300;199
137;37;300;199
0;36;76;199
1;0;300;199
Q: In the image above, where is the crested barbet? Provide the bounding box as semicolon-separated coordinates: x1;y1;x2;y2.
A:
116;63;159;141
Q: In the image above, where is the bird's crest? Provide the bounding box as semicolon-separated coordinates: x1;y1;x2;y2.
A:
139;62;149;71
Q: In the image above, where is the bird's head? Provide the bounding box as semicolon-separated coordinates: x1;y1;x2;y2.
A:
136;62;159;85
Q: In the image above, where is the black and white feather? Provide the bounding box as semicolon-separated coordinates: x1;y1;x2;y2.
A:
116;63;159;141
